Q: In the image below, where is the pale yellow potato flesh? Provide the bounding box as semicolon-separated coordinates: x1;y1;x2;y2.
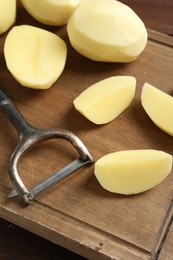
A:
20;0;81;26
73;76;136;124
4;25;67;89
94;150;172;194
0;0;16;35
141;83;173;136
67;0;148;62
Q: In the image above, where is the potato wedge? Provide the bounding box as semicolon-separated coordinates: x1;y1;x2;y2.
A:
141;83;173;136
73;76;136;124
94;150;172;194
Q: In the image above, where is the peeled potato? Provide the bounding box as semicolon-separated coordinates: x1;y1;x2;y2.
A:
0;0;16;35
67;0;148;62
4;25;67;89
141;83;173;136
73;76;136;124
20;0;81;26
94;150;172;194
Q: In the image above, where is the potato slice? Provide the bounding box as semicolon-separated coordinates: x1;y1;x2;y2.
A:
4;25;67;89
94;150;172;194
67;0;148;62
73;76;136;124
20;0;81;26
141;83;173;136
0;0;16;35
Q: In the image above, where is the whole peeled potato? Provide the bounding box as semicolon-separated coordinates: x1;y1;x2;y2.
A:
67;0;148;62
20;0;82;26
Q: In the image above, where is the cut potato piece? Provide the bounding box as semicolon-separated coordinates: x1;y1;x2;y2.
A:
141;83;173;136
4;25;67;89
73;76;136;124
20;0;81;26
94;150;172;194
67;0;148;62
0;0;16;35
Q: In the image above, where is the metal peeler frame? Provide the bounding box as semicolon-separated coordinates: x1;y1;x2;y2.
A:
0;89;93;204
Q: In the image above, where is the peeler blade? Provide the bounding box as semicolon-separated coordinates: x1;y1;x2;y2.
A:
8;156;93;200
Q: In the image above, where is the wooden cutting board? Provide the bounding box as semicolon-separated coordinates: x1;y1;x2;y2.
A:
0;3;173;259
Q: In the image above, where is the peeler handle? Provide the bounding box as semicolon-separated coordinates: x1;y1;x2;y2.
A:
0;88;31;136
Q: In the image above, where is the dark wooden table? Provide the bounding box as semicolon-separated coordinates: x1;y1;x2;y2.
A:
0;1;173;259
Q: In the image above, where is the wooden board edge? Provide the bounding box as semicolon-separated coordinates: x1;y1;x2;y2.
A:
151;199;173;258
0;185;150;260
147;29;173;259
147;29;173;47
158;216;173;259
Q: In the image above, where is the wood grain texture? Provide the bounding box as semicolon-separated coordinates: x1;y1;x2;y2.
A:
0;1;173;259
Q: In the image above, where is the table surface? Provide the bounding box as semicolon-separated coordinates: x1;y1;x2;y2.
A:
0;1;173;259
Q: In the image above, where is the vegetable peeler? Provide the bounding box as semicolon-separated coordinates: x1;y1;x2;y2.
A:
0;89;93;204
